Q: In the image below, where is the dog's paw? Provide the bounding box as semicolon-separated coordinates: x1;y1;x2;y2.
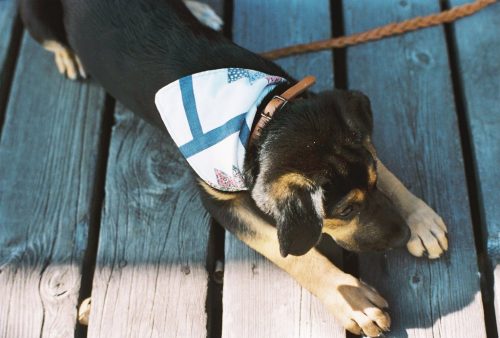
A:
43;41;86;80
406;200;448;259
184;0;223;31
324;275;390;337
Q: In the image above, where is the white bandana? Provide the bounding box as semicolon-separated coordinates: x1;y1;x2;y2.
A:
155;68;286;191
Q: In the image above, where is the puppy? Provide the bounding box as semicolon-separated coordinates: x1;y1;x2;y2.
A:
19;0;449;336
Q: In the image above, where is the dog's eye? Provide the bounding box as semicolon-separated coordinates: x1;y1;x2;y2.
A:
338;205;354;218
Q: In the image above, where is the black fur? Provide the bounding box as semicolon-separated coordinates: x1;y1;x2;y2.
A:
275;185;323;257
20;0;67;45
62;0;292;126
20;0;410;257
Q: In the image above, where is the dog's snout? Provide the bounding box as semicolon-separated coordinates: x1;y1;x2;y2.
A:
400;225;411;246
389;222;411;248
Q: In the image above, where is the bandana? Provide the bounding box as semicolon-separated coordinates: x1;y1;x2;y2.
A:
155;68;286;191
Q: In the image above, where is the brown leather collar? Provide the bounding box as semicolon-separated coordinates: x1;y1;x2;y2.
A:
249;75;316;145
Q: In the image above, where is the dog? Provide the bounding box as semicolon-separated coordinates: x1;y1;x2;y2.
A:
19;0;449;336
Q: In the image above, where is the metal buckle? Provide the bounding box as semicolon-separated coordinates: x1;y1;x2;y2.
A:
260;112;272;121
273;95;289;111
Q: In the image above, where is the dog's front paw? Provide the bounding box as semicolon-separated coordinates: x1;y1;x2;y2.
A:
406;200;448;259
323;275;390;337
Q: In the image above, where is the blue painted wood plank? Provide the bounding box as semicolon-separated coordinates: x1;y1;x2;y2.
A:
449;0;500;331
344;0;486;336
0;34;106;337
231;0;334;91
223;1;345;337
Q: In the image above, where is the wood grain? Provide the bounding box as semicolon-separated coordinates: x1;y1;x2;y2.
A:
222;1;345;337
232;0;334;92
0;34;106;338
344;0;486;336
449;0;500;331
87;103;212;338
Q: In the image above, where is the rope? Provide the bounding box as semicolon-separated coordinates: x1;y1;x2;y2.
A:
260;0;497;60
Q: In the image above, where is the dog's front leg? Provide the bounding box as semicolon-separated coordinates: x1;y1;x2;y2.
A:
230;203;391;337
376;160;448;258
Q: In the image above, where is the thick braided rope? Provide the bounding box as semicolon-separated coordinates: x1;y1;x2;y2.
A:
261;0;497;60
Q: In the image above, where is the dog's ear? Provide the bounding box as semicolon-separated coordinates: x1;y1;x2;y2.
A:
275;184;323;257
253;173;323;257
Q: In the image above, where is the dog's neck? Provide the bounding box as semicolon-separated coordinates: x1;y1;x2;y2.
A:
249;76;316;145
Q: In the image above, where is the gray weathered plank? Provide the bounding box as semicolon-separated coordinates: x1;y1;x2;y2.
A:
0;34;106;338
449;0;500;331
222;1;345;337
87;102;212;338
344;0;486;336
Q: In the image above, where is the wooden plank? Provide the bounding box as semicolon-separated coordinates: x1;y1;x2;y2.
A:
0;0;20;119
344;0;486;336
232;0;334;91
449;0;500;331
87;102;212;337
222;1;345;337
0;34;106;338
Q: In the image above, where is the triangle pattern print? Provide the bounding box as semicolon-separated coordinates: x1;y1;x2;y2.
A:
214;166;246;191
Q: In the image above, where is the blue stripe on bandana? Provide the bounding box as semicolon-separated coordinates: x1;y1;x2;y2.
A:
155;68;287;191
179;113;247;158
179;74;250;158
179;76;203;136
239;122;250;149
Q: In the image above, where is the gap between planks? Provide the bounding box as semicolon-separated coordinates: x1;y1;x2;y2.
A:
0;3;23;135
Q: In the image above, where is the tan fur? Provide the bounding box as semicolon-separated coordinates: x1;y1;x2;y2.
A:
362;138;378;187
270;173;312;200
349;188;366;203
231;199;390;337
323;217;361;249
198;180;237;201
364;138;377;157
318;188;366;248
377;159;448;259
368;164;377;186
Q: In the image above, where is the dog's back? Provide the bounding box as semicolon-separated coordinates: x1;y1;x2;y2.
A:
60;0;286;125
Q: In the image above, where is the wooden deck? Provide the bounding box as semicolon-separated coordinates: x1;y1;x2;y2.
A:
0;1;499;337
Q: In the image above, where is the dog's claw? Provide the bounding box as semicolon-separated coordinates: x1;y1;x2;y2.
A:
405;201;448;259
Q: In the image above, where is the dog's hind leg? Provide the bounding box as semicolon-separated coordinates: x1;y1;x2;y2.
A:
184;0;223;31
376;160;449;259
19;0;85;80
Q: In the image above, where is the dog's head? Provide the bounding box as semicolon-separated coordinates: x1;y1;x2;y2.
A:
245;90;410;257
